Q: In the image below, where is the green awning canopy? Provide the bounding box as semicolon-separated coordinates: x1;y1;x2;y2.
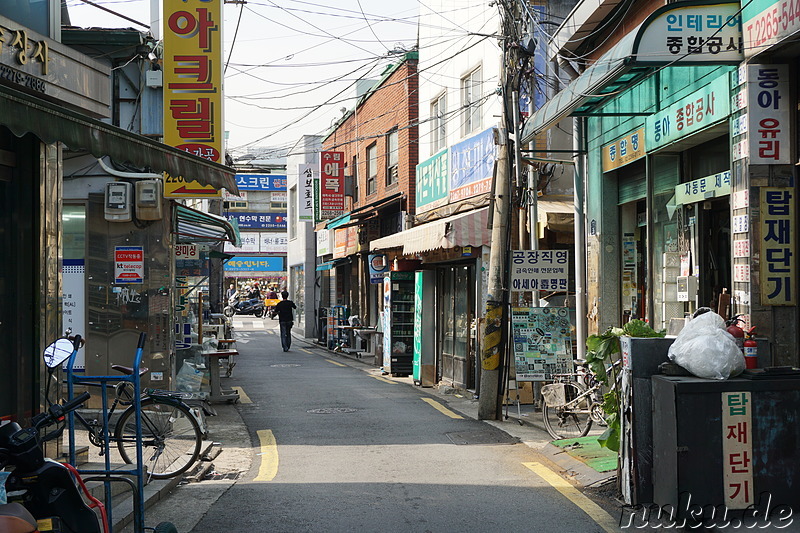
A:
174;204;241;247
521;1;743;143
0;83;238;194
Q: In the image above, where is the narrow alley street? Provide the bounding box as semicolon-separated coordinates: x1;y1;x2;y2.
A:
140;319;625;533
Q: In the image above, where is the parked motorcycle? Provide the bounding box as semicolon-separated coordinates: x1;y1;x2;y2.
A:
0;337;178;533
223;295;265;318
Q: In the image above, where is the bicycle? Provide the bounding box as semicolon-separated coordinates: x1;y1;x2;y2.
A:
45;335;204;480
540;360;619;440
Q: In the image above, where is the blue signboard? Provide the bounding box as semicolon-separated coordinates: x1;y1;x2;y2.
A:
235;174;287;191
449;127;496;202
225;212;287;230
224;256;284;272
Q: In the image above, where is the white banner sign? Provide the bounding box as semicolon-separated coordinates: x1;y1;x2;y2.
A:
510;250;569;292
260;232;288;253
298;163;315;221
316;228;331;256
224;232;260;253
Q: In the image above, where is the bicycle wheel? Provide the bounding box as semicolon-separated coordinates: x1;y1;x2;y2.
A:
115;398;202;479
542;382;592;440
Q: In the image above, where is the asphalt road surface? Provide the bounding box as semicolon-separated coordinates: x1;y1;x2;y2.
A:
181;320;623;533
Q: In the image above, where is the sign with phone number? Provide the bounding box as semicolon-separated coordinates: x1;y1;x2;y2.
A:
743;0;800;57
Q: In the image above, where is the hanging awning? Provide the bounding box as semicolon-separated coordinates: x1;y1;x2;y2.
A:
521;2;744;143
371;207;490;255
0;83;238;194
536;196;575;233
323;192;404;230
174;204;241;246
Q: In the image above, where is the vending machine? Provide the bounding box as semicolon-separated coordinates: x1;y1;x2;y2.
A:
383;271;415;376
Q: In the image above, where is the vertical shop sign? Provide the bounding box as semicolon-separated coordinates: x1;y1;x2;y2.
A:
175;275;191;350
368;254;388;284
163;0;223;198
721;392;754;508
62;259;86;371
319;151;345;219
114;246;144;284
746;65;791;164
298;163;315;221
760;187;795;305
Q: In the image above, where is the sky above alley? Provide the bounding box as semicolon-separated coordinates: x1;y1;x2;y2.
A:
64;0;474;158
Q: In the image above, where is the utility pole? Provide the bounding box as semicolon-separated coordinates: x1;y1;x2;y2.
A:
478;137;510;420
478;1;516;420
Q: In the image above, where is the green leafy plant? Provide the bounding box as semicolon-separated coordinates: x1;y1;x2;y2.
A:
585;320;664;452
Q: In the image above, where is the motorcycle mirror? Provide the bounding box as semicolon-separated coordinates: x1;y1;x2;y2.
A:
43;339;76;369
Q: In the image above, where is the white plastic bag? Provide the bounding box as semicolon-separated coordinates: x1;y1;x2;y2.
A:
667;311;745;380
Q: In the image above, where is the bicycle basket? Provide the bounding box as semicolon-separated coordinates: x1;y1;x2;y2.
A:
541;383;566;407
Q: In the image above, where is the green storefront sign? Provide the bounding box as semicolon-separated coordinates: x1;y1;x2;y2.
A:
646;73;730;150
416;148;449;212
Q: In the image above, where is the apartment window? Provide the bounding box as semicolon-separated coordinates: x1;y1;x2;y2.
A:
461;66;482;136
431;93;446;152
223;200;248;210
270;190;287;211
385;128;399;186
366;143;377;195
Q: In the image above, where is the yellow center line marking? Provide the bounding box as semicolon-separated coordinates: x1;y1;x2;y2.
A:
255;429;279;481
300;348;312;354
231;386;252;404
523;462;619;533
325;359;346;367
371;375;398;384
420;397;463;419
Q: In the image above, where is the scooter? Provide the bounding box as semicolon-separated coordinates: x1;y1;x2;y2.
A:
223;295;265;318
0;337;177;533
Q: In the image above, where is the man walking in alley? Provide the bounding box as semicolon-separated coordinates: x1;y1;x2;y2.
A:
274;290;297;352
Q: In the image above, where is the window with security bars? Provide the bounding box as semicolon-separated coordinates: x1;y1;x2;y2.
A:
461;66;482;136
366;143;377;196
431;93;446;152
386;128;399;186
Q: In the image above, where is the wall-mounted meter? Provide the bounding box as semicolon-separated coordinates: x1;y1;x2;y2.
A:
135;179;163;220
104;182;132;222
676;276;698;302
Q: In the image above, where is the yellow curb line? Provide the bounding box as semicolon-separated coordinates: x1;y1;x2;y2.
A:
255;429;279;481
300;348;312;354
325;359;346;367
230;386;252;404
523;462;619;533
420;397;463;419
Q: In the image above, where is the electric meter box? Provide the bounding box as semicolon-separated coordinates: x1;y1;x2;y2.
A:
135;179;163;220
676;276;698;302
104;182;132;222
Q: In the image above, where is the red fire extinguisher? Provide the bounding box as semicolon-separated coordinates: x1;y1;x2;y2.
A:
744;327;758;369
726;315;745;352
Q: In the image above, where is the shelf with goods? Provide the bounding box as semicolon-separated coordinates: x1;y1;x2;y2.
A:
385;271;415;376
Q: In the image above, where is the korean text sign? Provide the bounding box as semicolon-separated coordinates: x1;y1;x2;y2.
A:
746;65;791;164
760;187;795;305
319;151;345;219
602;128;645;172
416;148;449;212
721;392;754;508
163;0;223;198
235;174;287;191
450;127;496;202
225;212;286;230
297;164;315;221
646;73;730;150
510;250;569;292
115;246;144;284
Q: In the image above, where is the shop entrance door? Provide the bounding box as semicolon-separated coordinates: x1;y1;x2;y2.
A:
698;198;731;312
438;264;475;389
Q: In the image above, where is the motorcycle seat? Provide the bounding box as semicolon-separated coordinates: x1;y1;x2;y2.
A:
0;503;37;533
111;364;149;376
